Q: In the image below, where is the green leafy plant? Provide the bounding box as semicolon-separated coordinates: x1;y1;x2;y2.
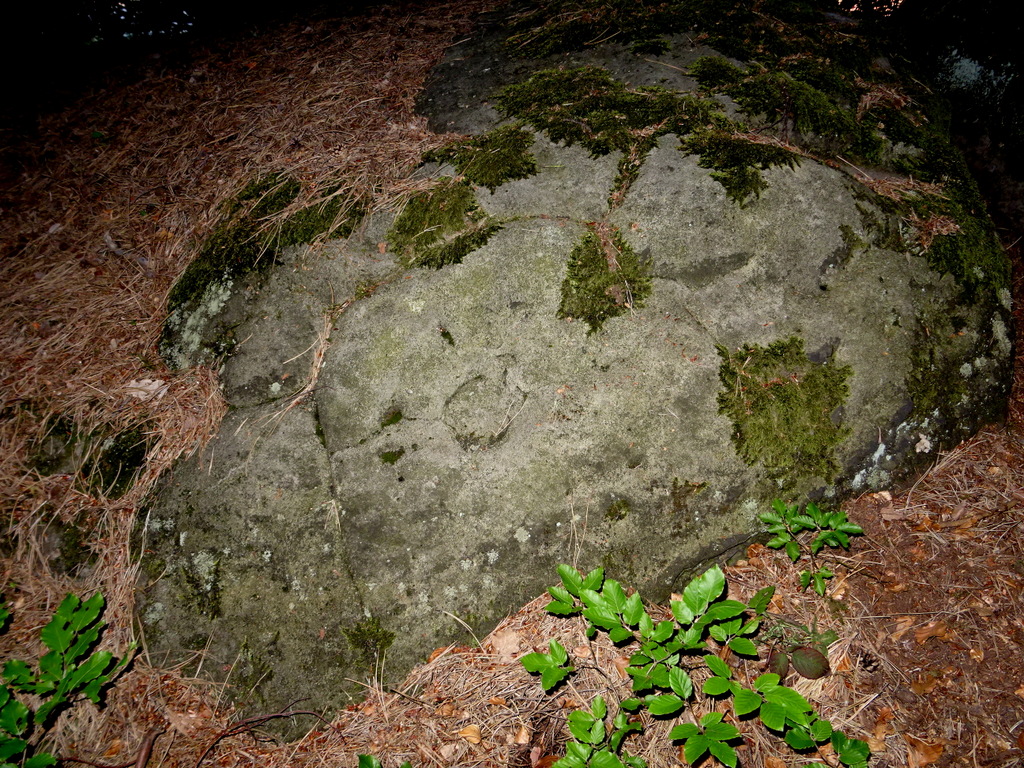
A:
524;565;871;768
1;593;134;768
760;499;864;595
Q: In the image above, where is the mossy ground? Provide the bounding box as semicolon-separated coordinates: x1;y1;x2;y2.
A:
387;177;502;269
717;337;852;485
558;227;651;334
161;172;362;366
343;617;395;668
424;124;538;192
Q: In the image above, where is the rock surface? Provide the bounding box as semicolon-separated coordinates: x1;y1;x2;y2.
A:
139;9;1011;733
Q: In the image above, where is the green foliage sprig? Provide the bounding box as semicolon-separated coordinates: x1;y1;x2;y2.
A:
1;593;135;768
523;564;871;768
761;499;864;595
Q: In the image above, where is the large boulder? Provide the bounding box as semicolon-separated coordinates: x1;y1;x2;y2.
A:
138;4;1010;733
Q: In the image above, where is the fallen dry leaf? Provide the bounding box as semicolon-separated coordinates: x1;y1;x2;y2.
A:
613;656;630;679
486;629;522;662
123;378;168;401
489;696;508;707
968;647;984;662
906;734;945;767
764;758;788;768
458;724;482;744
514;725;531;745
910;672;940;695
915;620;951;644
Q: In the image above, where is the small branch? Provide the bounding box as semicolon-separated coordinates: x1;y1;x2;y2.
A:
63;727;165;768
194;703;326;768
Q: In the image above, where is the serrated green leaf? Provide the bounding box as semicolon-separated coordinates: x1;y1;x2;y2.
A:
764;685;813;718
759;700;786;731
765;535;788;549
702;676;731;696
748;586;774;615
580;588;605;610
668;667;692;699
650;620;674;643
810;718;833;741
558;564;584;596
683;734;709;764
603;580;627;613
645;693;684;716
839;522;864;535
728;637;758;656
800;571;813;590
25;755;58;768
550;640;569;664
540;665;572;691
785;540;801;562
608;626;633;644
623;756;646;768
703;654;731;679
582;567;605;591
1;695;29;735
670;599;694;626
793;514;816;529
521;651;549;672
622;593;644;626
707;739;738;768
0;738;28;762
704;721;740;742
357;755;383;768
638;612;654;638
621;698;643;711
592;695;607;720
548;585;574;604
733;687;762;716
3;660;34;689
758;512;783;524
669;723;699;740
590;750;626;768
738;617;760;636
785;725;815;750
754;673;780;692
702;600;747;622
583;606;621;632
547;600;581;616
683;567;725;617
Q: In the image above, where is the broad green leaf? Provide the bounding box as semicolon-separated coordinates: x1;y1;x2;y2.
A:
548;585;574;605
728;637;758;656
706;739;738;768
668;667;692;699
793;514;816;529
764;684;813;718
668;723;699;740
758;511;783;524
590;750;626;768
71;593;104;634
785;725;815;750
733;687;762;716
565;741;593;761
702;676;730;696
759;700;786;731
704;721;740;741
753;673;780;692
765;535;789;548
770;498;791;516
592;696;607;720
683;734;709;765
621;698;643;711
623;756;646;768
622;593;645;626
748;586;774;615
671;599;694;626
702;600;747;622
810;718;833;741
738;617;760;636
785;540;801;562
522;652;553;672
839;522;864;535
548;600;581;616
3;660;34;689
650;621;674;643
540;665;572;691
645;693;684;716
558;564;584;596
703;654;731;679
583;606;621;632
1;693;29;735
579;589;605;610
682;566;725;618
0;738;28;761
603;580;627;613
638;611;654;638
609;626;634;644
582;567;605;592
357;756;383;768
549;640;569;664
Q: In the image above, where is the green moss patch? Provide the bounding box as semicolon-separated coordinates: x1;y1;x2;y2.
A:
559;226;651;333
343;617;395;667
387;177;502;269
681;129;801;206
717;337;852;484
424;124;538;192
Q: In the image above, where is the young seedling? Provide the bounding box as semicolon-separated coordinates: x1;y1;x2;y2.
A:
760;499;864;595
